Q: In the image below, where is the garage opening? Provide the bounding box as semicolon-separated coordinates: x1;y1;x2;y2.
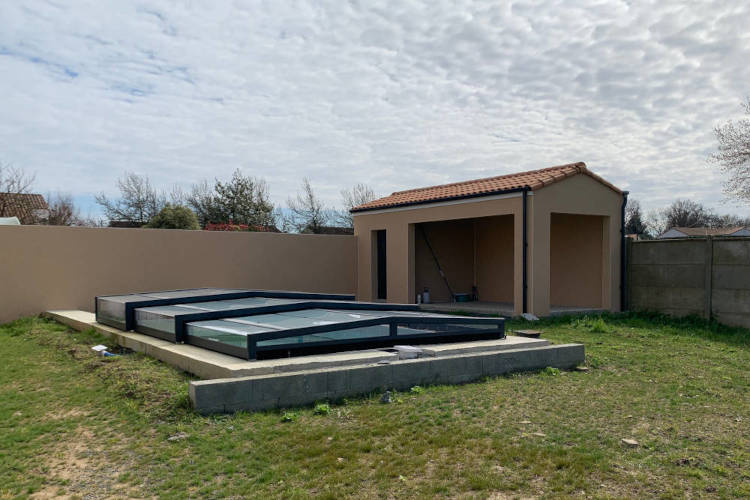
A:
549;213;605;310
415;215;514;313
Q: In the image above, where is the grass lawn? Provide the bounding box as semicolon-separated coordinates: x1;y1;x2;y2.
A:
0;313;748;499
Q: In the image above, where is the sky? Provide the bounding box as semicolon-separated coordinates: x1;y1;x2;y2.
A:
1;0;749;219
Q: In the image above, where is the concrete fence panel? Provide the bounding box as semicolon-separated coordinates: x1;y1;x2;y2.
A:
628;237;750;329
0;225;356;324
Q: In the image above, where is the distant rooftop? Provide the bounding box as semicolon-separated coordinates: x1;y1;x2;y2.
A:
660;226;749;238
0;193;49;224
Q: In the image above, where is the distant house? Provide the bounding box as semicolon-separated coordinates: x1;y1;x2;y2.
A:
659;226;750;238
0;193;49;225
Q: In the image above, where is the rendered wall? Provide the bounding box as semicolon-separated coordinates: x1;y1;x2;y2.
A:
628;237;750;328
475;215;514;303
0;225;356;324
550;213;604;308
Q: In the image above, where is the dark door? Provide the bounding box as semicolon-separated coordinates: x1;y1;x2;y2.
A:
376;230;387;300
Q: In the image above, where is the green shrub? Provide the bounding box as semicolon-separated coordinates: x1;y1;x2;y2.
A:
313;403;331;415
572;315;610;333
145;204;200;230
281;411;299;422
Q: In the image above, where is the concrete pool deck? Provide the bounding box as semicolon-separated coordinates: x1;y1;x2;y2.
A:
46;310;585;413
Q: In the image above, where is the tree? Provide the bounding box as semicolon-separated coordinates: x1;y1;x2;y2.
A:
710;97;750;202
624;198;648;236
285;178;332;233
145;203;200;230
660;199;714;230
186;170;275;228
46;193;81;226
0;161;36;218
95;172;166;225
336;183;376;228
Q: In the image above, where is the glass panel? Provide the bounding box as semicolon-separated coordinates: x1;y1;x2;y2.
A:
186;319;274;348
144;288;245;299
256;325;391;347
187;297;300;311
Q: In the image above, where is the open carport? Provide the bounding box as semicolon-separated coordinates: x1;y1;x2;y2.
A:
351;162;627;317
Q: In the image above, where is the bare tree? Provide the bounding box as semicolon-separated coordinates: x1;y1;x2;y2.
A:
46;193;81;226
0;161;36;218
660;199;714;230
285;178;332;233
336;183;376;228
95;172;166;226
710;97;750;202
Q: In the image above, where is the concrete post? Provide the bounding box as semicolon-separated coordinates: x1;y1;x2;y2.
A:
704;236;713;320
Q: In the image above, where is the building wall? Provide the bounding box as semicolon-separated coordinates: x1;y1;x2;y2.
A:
628;236;750;328
353;173;624;316
550;213;604;308
0;225;356;324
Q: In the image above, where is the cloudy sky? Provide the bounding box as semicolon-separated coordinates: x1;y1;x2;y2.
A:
1;0;749;218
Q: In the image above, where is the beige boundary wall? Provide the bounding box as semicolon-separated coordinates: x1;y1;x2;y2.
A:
0;225;356;324
628;236;750;328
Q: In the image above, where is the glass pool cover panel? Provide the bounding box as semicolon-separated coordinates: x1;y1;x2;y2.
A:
95;288;355;331
96;289;504;359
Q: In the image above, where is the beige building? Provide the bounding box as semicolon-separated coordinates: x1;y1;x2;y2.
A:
352;162;627;317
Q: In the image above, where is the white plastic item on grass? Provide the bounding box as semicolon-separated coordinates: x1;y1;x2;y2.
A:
91;344;108;352
521;313;539;321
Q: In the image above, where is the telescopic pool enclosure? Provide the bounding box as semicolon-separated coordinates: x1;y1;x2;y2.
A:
96;288;505;360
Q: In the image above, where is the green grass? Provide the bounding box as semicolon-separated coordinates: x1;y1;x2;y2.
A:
1;313;748;499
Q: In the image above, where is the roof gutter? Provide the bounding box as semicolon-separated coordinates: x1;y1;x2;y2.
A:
522;186;530;314
620;190;629;312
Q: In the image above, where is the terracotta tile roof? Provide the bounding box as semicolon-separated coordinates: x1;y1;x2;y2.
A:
668;226;747;237
0;193;49;223
351;162;621;212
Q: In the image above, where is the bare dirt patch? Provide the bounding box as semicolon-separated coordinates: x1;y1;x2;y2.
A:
31;427;141;500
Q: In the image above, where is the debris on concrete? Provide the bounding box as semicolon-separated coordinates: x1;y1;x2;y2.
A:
167;432;189;442
393;345;423;359
380;390;392;404
521;313;539;321
621;438;639;447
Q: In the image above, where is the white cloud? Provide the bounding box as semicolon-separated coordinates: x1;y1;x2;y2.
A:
1;0;749;216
